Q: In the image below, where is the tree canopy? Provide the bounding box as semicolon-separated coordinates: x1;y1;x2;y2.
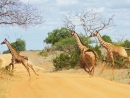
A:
102;34;112;43
44;27;71;45
0;0;44;28
44;27;92;54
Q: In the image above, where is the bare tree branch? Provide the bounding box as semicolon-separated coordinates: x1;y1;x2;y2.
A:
63;9;114;36
97;15;114;32
63;12;76;31
0;0;44;28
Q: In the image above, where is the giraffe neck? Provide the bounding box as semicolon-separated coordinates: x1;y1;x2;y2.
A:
97;33;109;48
5;41;19;56
74;33;86;50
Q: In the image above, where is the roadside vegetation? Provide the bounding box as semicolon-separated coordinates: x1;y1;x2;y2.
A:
43;27;130;71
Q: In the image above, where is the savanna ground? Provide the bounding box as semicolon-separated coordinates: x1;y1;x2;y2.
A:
0;51;130;98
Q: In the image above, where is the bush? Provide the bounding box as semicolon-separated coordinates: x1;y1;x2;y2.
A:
102;56;130;69
38;50;48;57
114;56;130;68
92;45;101;59
53;51;80;71
3;50;9;54
53;53;70;70
69;49;80;67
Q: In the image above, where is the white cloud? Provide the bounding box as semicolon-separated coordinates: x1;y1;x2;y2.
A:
126;0;130;3
20;0;48;4
56;0;78;5
86;7;105;13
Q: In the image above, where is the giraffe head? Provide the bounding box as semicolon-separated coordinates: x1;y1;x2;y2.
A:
1;38;8;45
89;30;99;37
69;30;76;37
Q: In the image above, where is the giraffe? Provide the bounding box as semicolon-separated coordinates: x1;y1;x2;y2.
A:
89;30;130;74
70;31;99;76
0;38;39;78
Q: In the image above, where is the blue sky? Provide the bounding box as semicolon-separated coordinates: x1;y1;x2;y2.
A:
0;0;130;53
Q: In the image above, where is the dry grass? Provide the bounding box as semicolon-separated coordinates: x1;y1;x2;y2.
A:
0;59;3;67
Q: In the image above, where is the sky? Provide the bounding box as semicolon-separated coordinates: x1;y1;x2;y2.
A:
0;0;130;53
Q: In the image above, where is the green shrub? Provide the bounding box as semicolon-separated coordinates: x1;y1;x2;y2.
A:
114;56;130;68
103;56;130;69
53;53;70;70
93;45;101;58
39;50;48;57
53;51;80;71
69;50;80;68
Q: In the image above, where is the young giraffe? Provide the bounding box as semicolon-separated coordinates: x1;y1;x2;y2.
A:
70;31;99;76
0;38;39;78
89;30;130;74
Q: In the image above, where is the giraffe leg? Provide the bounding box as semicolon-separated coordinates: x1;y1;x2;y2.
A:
27;64;39;76
110;53;114;77
10;64;14;75
99;63;107;75
89;52;97;76
83;60;91;75
80;60;85;68
6;64;11;72
25;65;31;79
90;62;95;76
99;54;111;75
80;59;90;74
0;62;12;75
22;61;31;79
90;67;94;76
0;68;6;75
83;65;90;74
8;59;16;75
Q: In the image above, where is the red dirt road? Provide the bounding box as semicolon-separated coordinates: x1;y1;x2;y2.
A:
1;53;130;98
7;71;130;98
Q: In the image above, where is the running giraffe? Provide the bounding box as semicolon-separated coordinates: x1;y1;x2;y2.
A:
89;31;130;74
70;31;99;76
0;38;39;78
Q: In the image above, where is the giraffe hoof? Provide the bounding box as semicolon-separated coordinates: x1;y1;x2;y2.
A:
9;73;13;76
89;75;93;78
28;78;31;80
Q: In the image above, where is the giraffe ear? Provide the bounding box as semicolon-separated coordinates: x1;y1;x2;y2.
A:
71;30;75;33
73;30;76;33
96;30;99;33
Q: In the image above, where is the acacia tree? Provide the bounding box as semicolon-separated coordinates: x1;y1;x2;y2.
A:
0;0;44;28
102;35;112;43
44;27;71;45
63;9;114;37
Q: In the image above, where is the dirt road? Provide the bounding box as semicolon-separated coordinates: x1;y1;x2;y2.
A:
0;53;130;98
7;70;130;98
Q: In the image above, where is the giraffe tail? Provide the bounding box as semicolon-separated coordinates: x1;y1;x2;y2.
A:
127;56;130;62
86;49;99;59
